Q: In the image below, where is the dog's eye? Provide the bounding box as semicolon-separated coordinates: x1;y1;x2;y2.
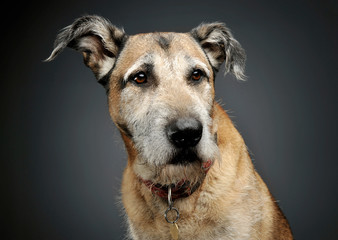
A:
191;69;203;82
133;72;147;84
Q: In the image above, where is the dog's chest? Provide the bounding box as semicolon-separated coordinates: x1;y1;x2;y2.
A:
127;216;253;240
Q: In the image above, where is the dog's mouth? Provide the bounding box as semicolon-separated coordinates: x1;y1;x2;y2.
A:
134;137;217;199
169;149;200;165
139;159;213;200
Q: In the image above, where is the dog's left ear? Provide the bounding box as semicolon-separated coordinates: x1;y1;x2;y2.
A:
45;15;127;81
191;22;246;80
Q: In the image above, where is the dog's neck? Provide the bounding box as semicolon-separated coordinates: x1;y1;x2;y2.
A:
138;159;213;200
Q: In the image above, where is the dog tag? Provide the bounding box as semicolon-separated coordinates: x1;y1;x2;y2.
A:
170;223;179;240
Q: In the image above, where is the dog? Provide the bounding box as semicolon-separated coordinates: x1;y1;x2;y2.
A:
46;15;293;239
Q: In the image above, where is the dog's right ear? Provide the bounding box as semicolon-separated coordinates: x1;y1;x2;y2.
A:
45;15;127;82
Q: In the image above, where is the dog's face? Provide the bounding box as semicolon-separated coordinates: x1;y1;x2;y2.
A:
110;33;219;183
47;16;245;185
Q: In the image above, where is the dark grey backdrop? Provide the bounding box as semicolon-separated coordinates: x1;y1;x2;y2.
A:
2;0;337;239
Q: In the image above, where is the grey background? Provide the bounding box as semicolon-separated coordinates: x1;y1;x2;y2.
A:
2;0;337;239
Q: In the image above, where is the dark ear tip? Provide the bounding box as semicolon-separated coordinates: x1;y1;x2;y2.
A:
43;46;62;62
43;55;54;62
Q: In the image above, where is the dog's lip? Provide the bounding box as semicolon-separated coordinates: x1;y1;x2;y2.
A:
169;149;200;165
168;161;199;166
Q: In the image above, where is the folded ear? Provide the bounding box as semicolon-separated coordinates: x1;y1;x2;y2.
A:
190;22;246;80
45;15;127;81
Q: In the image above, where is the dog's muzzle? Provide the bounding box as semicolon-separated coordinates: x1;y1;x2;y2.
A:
166;117;203;164
166;117;203;165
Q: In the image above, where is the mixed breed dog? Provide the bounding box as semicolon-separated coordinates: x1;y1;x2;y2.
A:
47;15;293;239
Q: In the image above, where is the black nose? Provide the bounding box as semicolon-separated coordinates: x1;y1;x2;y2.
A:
166;118;203;148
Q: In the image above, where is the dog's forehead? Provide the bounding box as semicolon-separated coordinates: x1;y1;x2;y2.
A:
128;32;204;55
114;32;210;74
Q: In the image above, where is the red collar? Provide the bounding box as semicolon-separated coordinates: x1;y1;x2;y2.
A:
139;160;213;200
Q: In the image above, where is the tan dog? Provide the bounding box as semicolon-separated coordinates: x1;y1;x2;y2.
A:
47;15;293;239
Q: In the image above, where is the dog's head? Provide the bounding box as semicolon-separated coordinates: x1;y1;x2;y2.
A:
47;15;245;188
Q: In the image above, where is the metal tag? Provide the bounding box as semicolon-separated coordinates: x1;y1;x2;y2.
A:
170;223;179;240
